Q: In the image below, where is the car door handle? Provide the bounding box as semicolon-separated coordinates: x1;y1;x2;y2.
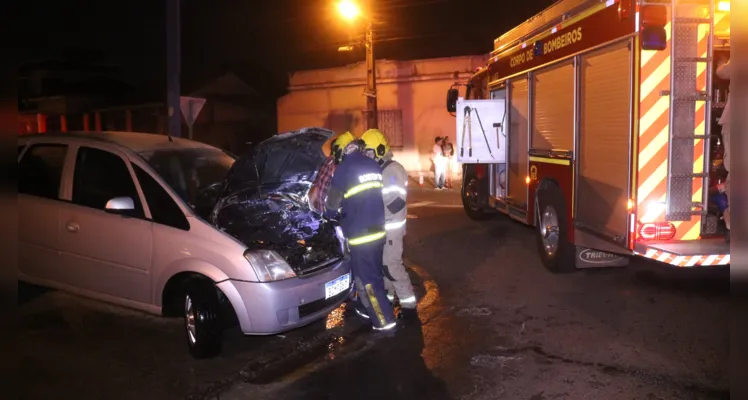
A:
65;222;80;233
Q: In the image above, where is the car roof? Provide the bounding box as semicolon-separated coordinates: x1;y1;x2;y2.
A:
18;131;218;154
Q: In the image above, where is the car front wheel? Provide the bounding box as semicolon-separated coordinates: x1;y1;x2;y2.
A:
184;279;223;359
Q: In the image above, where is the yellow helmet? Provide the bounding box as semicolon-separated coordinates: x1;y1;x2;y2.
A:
361;129;389;159
331;131;356;163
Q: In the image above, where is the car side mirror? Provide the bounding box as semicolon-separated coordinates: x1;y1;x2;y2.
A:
105;196;135;215
446;88;459;113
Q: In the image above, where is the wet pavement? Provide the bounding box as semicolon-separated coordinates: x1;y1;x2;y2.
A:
19;184;729;400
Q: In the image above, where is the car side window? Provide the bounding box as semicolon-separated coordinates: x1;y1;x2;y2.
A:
72;147;144;218
18;144;68;200
132;164;190;231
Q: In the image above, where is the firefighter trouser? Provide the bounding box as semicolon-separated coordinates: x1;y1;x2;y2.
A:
723;124;731;230
383;231;416;309
350;238;396;329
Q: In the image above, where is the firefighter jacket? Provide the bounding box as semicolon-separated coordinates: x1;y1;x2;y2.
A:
380;151;408;235
324;152;386;246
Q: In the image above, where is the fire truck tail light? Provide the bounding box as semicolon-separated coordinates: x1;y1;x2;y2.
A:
640;5;667;26
640;4;667;51
638;222;676;241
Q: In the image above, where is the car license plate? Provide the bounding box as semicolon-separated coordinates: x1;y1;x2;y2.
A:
325;273;351;299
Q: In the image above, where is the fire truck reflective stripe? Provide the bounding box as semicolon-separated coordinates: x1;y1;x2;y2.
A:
636;9;724;240
528;156;571;166
703;254;718;265
639;248;730;267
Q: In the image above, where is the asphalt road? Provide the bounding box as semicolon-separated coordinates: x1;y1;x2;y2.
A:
19;184;729;400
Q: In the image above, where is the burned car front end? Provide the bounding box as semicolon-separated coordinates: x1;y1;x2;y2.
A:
210;127;351;334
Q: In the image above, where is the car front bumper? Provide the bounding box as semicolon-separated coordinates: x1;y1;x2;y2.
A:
217;259;351;334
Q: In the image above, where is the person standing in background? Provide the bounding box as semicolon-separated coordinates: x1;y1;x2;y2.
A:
431;137;446;190
716;56;731;242
441;137;455;188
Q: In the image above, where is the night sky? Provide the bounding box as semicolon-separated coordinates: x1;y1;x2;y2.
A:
26;0;556;100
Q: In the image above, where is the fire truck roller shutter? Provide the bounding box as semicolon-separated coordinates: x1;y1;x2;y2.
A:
532;60;575;152
508;78;530;204
575;39;632;246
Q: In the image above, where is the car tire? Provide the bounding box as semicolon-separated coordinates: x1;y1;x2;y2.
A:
184;279;223;359
534;182;576;273
462;176;491;221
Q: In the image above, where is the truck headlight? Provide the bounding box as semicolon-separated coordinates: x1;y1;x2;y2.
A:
244;250;297;282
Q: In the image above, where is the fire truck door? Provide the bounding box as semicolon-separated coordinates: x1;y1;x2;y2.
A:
455;99;506;164
575;40;632;249
507;78;530;206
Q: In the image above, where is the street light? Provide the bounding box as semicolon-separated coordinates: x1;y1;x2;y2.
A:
336;0;378;130
337;0;361;20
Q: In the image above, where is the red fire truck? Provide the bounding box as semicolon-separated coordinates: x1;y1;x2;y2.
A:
446;0;731;272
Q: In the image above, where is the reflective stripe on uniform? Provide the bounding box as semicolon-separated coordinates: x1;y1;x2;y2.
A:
399;295;416;305
382;185;407;195
373;321;397;331
365;283;388;327
344;181;383;198
348;231;386;246
384;219;406;231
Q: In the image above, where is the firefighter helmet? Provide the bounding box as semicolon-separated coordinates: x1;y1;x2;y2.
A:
361;129;389;159
331;131;356;163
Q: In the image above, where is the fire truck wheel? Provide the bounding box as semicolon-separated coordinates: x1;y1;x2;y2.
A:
534;183;575;273
462;176;490;221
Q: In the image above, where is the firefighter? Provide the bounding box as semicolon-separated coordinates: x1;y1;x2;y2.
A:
309;132;355;213
325;138;398;334
361;129;417;319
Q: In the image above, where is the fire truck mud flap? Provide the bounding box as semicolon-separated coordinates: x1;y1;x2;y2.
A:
574;247;629;269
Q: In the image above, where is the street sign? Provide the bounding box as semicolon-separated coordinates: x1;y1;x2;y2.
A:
179;96;206;139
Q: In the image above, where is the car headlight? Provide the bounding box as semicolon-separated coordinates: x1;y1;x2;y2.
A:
244;250;297;282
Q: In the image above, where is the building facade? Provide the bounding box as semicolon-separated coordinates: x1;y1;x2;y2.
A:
277;55;488;175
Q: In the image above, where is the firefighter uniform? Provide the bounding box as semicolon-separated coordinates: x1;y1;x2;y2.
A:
361;129;417;313
325;145;397;331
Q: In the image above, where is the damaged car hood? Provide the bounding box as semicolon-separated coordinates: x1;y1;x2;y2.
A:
210;127;344;272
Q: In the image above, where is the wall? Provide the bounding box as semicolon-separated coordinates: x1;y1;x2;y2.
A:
277;55;488;174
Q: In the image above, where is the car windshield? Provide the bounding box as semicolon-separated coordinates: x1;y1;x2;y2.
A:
139;147;236;209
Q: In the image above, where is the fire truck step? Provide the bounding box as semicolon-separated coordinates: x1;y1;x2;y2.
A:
670;173;706;179
671;135;711;140
658;90;708;100
674;17;711;24
676;57;709;63
638;238;729;257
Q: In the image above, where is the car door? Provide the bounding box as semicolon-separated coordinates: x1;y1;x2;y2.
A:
18;142;70;283
58;144;153;304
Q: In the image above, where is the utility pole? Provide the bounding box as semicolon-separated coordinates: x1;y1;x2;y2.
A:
166;0;182;137
364;20;378;130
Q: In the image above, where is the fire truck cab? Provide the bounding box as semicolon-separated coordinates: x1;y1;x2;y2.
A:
447;0;731;272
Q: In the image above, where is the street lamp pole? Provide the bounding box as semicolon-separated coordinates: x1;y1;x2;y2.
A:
166;0;181;137
364;19;378;130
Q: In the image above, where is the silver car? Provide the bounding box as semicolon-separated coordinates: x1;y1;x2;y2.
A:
18;128;351;359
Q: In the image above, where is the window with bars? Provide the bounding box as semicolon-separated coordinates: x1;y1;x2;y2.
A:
377;109;404;148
